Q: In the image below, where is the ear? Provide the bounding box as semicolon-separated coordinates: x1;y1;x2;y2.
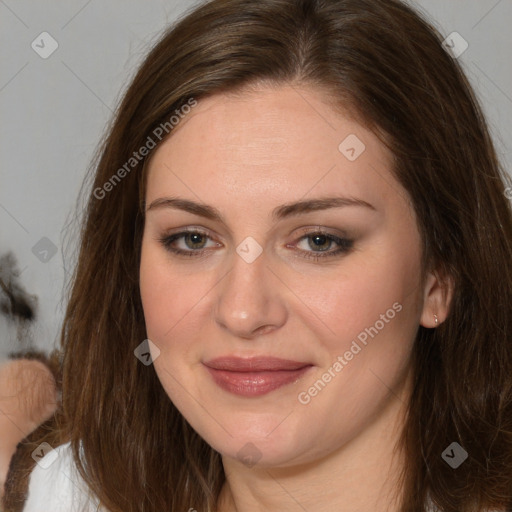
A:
419;268;454;328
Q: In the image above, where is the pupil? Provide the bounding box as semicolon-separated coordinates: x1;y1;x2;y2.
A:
310;235;330;251
187;233;205;248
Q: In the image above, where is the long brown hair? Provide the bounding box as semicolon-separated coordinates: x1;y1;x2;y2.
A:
9;0;512;510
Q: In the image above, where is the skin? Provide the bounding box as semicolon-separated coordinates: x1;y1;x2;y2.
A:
0;359;57;498
139;83;452;512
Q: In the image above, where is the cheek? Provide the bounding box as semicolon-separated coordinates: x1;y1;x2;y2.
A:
139;243;210;344
139;247;202;402
292;249;420;355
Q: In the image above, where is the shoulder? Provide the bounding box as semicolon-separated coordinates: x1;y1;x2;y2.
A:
23;441;105;512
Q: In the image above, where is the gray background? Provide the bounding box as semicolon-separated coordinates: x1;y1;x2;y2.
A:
1;0;511;358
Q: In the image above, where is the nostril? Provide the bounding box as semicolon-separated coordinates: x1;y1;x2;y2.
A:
254;324;275;336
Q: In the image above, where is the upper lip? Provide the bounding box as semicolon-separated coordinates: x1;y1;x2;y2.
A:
203;356;311;372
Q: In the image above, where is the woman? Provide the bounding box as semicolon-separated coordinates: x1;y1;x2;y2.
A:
3;0;512;511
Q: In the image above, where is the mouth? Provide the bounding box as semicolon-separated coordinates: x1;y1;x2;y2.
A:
203;356;313;397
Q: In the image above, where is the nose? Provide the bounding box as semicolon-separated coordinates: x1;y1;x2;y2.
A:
213;245;288;340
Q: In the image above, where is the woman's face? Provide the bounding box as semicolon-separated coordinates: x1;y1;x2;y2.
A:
139;84;431;468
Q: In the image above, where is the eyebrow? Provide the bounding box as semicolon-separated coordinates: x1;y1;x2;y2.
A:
146;196;376;222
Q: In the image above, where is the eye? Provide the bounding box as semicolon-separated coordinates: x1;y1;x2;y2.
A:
292;230;354;260
157;229;219;257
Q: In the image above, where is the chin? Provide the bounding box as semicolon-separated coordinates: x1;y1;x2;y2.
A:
193;414;317;469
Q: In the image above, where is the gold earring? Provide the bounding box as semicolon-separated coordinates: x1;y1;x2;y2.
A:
434;314;438;326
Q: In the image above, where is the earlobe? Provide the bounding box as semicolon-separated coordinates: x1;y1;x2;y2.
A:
419;269;454;328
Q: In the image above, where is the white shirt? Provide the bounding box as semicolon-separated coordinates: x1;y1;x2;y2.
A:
23;442;104;512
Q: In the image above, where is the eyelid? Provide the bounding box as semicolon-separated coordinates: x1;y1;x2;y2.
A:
292;225;352;239
160;226;217;241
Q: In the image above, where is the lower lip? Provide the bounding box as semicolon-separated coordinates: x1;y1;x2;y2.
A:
204;365;313;397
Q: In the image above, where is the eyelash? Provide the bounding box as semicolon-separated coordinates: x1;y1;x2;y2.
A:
157;228;354;261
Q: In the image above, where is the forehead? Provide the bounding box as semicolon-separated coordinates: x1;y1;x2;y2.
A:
145;84;397;214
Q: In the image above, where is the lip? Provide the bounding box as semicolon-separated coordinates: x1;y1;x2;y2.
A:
203;357;313;397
